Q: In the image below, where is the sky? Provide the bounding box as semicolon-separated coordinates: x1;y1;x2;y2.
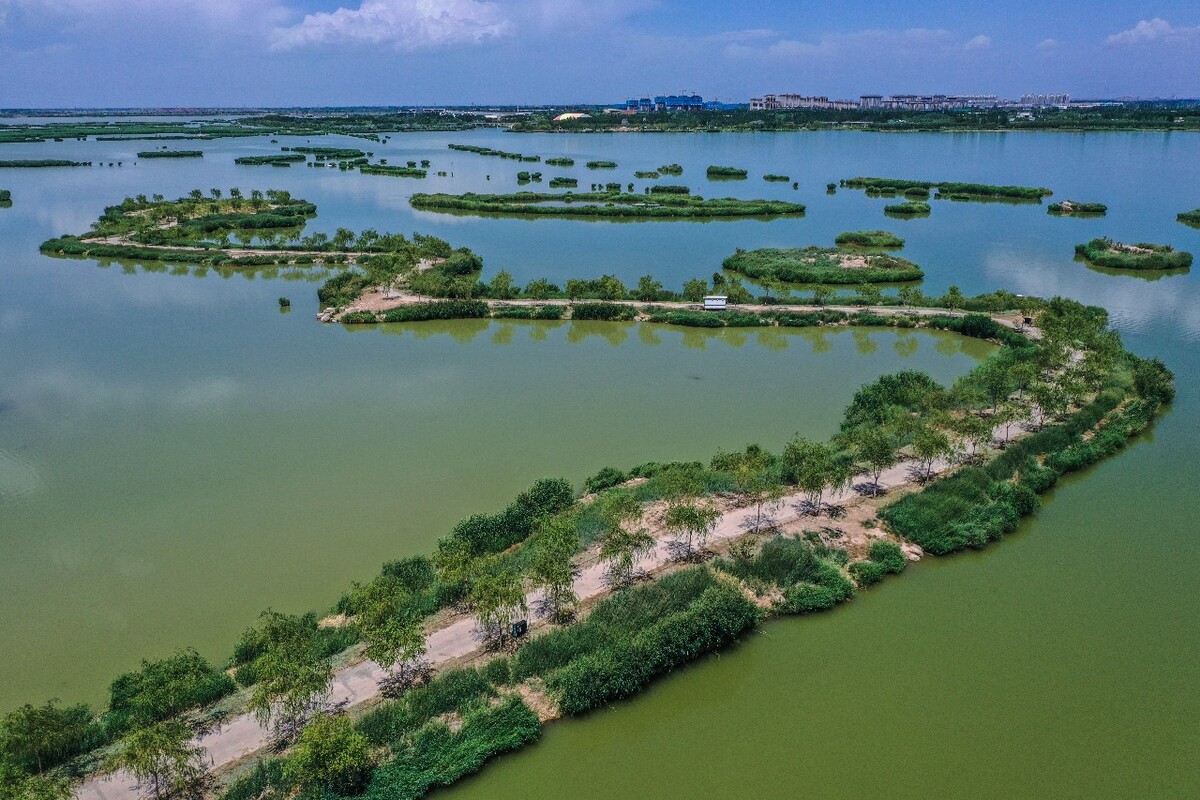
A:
0;0;1197;107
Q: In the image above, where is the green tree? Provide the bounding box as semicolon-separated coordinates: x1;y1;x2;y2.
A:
528;517;580;622
281;714;373;795
663;501;721;560
0;765;72;800
723;277;753;304
467;559;527;649
851;426;898;496
949;413;992;461
810;285;832;306
597;492;655;587
634;275;665;302
245;611;334;742
781;437;838;513
106;721;209;800
681;277;708;302
0;700;96;774
523;278;559;299
942;284;965;310
487;270;519;299
911;425;951;481
350;582;426;678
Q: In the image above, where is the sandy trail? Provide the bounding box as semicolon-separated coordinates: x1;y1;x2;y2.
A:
75;445;972;800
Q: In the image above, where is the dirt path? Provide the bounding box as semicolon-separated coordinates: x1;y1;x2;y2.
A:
340;289;1039;338
74;444;979;800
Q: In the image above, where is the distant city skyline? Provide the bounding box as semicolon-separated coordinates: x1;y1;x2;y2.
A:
0;1;1197;107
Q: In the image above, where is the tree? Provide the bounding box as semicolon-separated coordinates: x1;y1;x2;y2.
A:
281;714;373;795
467;559;527;649
634;274;665;301
810;285;832;306
245;611;334;743
992;402;1021;446
727;447;783;532
487;270;518;299
0;765;73;800
350;582;426;678
523;278;559;299
106;721;209;800
527;517;580;622
0;700;96;774
942;284;965;310
851;425;898;496
723;276;753;304
950;413;992;462
681;277;708;302
1029;381;1066;428
911;425;951;481
781;437;838;513
663;501;720;560
897;285;924;307
597;492;655;587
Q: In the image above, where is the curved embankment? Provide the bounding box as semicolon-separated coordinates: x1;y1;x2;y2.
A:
43;296;1171;800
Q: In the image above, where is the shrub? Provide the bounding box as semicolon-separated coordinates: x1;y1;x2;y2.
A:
362;697;540;800
381;300;489;323
106;650;236;733
867;540;907;573
357;667;497;747
546;582;758;714
571;302;635;321
834;230;904;248
340;310;378;324
848;560;887;586
584;466;627;494
283;714;374;795
648;185;690;194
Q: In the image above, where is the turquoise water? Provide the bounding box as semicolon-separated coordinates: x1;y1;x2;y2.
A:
0;128;1197;795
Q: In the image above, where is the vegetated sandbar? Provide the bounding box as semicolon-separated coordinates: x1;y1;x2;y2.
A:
35;288;1172;800
136;150;203;159
409;191;806;219
724;246;923;283
234;154;305;166
1048;200;1107;216
844;176;1052;201
449;142;540;162
1074;238;1192;271
1178;208;1200;226
884;201;932;216
0;159;92;167
39;189;461;271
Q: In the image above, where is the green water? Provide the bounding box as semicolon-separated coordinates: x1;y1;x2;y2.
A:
1;127;1197;796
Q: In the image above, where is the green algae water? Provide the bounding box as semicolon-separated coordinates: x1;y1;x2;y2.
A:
0;126;1197;796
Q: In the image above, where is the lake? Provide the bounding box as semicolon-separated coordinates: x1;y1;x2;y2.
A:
0;127;1196;796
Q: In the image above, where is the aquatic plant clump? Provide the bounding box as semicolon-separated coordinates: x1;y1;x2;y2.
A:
1048;200;1107;215
235;154;305;166
723;246;924;284
834;230;905;248
359;164;427;178
409;191;806;220
137;150;203;159
844;176;1052;201
763;174;790;182
1074;238;1192;271
884;201;931;216
658;164;684;175
0;189;10;203
544;157;574;167
448;143;540;162
585;160;617;169
707;165;748;178
0;159;92;167
1177;209;1200;226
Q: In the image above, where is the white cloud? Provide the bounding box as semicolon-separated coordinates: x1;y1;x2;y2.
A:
1106;18;1200;45
1036;38;1057;50
963;34;991;51
271;0;513;50
725;27;959;61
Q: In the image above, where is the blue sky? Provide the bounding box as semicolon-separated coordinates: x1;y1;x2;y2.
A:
0;1;1197;106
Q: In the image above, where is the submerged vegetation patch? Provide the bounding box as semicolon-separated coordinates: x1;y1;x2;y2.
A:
234;154;306;166
448;143;540;162
0;159;92;168
707;165;748;179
